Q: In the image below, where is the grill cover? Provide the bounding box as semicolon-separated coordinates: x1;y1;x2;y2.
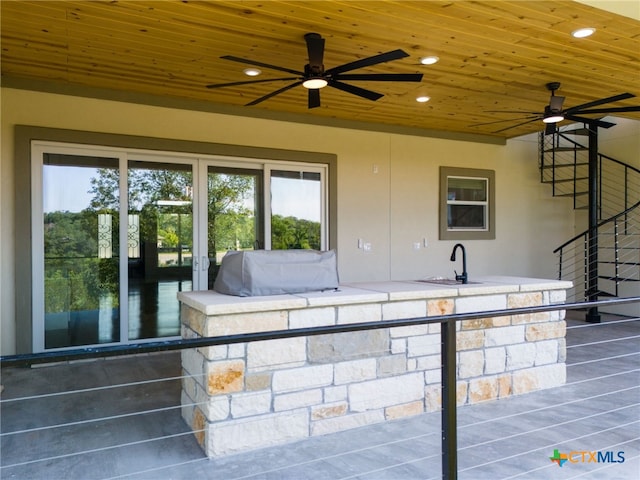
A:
213;250;339;297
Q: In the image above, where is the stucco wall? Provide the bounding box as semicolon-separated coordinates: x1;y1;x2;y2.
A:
599;117;640;169
0;88;580;354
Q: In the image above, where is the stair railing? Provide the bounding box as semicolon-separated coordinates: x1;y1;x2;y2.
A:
539;131;590;210
554;200;640;301
541;131;640;218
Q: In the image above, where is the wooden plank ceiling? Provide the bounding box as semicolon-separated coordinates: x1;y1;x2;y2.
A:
2;0;639;140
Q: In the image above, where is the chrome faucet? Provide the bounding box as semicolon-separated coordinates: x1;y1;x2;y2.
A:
450;243;468;284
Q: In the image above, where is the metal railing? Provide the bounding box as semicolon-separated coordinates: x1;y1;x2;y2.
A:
3;296;639;479
539;130;590;210
555;202;640;301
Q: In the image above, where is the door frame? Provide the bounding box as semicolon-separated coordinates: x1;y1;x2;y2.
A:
24;134;335;353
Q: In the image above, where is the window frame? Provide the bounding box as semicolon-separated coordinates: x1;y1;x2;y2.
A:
265;164;327;251
439;166;495;240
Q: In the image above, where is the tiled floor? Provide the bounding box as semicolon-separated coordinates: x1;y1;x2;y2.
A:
1;313;638;480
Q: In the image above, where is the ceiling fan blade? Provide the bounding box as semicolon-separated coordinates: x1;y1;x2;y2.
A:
468;116;539;127
549;95;565;111
564;93;635;114
484;110;542;114
334;73;423;82
305;33;325;67
220;55;303;76
326;49;409;76
492;117;540;134
328;80;384;101
207;77;298;89
572;106;640;115
245;81;303;106
308;89;321;109
564;114;616;129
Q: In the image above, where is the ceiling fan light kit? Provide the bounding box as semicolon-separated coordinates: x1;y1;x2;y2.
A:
207;32;423;109
302;78;328;89
542;106;564;124
542;115;564;124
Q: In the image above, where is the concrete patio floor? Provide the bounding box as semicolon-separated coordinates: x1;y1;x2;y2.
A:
1;312;638;480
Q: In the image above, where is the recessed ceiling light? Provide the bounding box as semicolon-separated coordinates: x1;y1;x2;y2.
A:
420;56;439;65
243;68;262;76
572;27;596;38
416;96;431;103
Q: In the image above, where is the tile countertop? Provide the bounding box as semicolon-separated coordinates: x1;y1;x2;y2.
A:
178;276;572;316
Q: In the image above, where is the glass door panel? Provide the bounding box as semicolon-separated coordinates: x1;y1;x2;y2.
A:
127;161;194;340
206;167;262;289
270;170;322;250
42;154;120;349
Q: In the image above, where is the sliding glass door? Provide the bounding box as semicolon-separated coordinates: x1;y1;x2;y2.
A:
33;143;328;352
34;149;198;351
127;160;194;340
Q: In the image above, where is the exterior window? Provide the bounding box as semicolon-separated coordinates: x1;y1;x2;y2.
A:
439;167;495;240
269;169;323;250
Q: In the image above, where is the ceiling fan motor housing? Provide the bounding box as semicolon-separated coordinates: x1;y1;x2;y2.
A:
304;63;325;78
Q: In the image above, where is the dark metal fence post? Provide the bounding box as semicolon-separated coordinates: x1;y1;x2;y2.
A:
441;317;457;479
587;126;601;323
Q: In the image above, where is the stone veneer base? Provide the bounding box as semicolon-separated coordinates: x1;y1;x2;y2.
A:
178;276;570;457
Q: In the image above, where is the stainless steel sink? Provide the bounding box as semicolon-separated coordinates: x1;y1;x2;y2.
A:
415;278;481;285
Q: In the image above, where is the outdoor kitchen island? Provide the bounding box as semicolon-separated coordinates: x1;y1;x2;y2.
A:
178;276;571;457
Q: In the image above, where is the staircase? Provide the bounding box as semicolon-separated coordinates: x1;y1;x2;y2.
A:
540;128;640;312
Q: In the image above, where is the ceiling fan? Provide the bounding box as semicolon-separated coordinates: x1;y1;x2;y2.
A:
206;33;423;109
472;82;640;134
